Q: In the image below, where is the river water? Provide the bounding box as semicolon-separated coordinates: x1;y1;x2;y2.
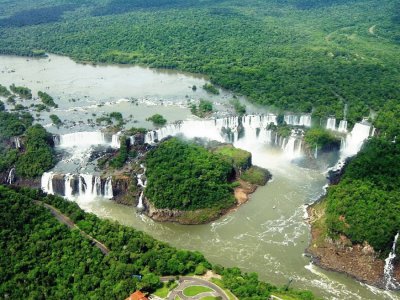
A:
0;54;398;300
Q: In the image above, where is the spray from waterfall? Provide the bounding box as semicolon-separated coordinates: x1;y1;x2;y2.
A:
384;232;400;290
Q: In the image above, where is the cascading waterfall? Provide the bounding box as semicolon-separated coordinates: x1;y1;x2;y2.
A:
111;132;121;149
340;122;371;158
41;172;113;201
326;117;336;131
57;131;108;148
314;145;318;159
338;120;348;133
13;137;21;149
328;122;372;172
284;114;311;127
104;177;114;199
41;172;54;195
136;164;146;210
7;168;15;184
384;232;400;290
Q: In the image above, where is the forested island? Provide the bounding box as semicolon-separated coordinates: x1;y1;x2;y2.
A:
143;138;271;224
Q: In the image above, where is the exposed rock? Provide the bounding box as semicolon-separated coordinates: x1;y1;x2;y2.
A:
111;174;138;205
306;202;400;289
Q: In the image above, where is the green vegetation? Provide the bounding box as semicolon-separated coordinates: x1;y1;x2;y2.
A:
109;136;129;169
318;101;400;256
201;297;221;300
15;124;56;178
49;114;62;126
240;166;271;186
191;99;213;118
0;100;4;111
304;127;340;150
0;186;317;299
210;278;236;300
9;84;32;99
145;138;235;211
202;83;219;95
0;0;398;123
0;186;210;299
183;286;213;297
230;99;246;116
0;84;11;97
0;111;32;139
38;91;58;107
147;114;167;126
213;145;251;171
325;137;400;254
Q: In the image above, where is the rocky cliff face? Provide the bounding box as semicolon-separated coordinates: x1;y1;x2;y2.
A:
111;174;139;206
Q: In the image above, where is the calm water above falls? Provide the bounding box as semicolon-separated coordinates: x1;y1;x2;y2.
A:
0;54;398;300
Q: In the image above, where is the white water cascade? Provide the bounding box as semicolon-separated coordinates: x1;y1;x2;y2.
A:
104;177;114;199
111;132;121;149
340;122;371;158
136;164;146;210
338;120;348;133
56;132;109;148
326;117;336;131
41;172;113;201
7;168;15;185
314;145;318;159
384;232;400;290
284;114;312;127
13;137;21;149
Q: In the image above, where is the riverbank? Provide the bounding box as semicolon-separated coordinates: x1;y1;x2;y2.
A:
306;199;400;289
144;177;264;225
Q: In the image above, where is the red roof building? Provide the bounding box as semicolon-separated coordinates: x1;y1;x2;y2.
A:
125;290;148;300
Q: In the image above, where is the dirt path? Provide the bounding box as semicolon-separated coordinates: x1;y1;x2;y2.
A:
34;201;110;255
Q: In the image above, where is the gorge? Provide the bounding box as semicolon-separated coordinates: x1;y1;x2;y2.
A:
0;54;398;300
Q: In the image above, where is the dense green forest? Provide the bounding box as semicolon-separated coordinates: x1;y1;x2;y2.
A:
0;0;399;124
0;110;56;178
0;185;317;299
145;138;235;210
324;101;400;255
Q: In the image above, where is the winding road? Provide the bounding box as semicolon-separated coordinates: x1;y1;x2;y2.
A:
34;200;110;255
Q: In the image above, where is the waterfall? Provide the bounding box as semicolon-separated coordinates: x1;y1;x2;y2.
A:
283;136;302;159
64;174;75;199
338;120;348;133
111;132;121;149
7;168;15;184
58;132;108;148
104;177;113;199
137;192;144;210
13;137;21;149
314;145;318;159
340;122;371;158
136;164;146;210
326;117;336;131
284;114;311;127
41;172;54;194
129;136;135;146
41;172;113;200
384;232;400;290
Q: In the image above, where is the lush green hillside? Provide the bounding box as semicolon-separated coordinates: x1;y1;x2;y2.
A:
0;111;56;178
0;0;399;124
0;185;318;300
145;138;235;210
324;101;400;255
